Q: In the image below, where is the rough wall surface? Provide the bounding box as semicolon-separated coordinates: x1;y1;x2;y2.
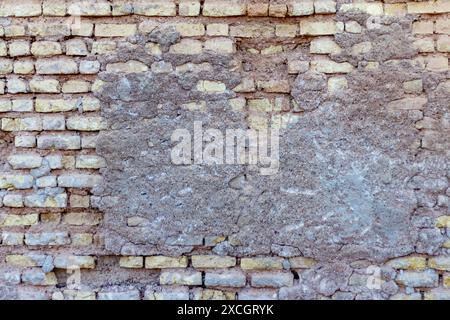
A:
0;0;449;300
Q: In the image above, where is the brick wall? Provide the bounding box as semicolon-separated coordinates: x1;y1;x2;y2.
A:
0;0;449;300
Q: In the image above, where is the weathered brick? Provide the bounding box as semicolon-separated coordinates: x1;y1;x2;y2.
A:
28;23;71;37
387;97;428;111
36;58;78;75
160;271;202;285
36;99;78;113
179;0;201;16
37;135;80;150
120;257;144;268
247;3;268;16
9;41;30;57
428;256;450;271
424;289;450;300
269;3;287;17
300;20;338;35
0;174;34;189
14;135;36;148
241;257;283;270
205;271;246;287
98;290;140;300
95;24;137;37
106;61;148;73
339;3;383;15
395;269;438;288
230;25;275;38
134;1;176;16
22;270;57;286
145;256;188;269
66;116;107;131
24;193;67;208
14;60;34;74
54;255;96;269
288;1;314;16
25;232;70;246
67;1;111;16
2;117;43;131
66;39;88;56
30;79;60;93
2;214;38;227
1;232;24;245
2;194;24;208
63;212;102;226
197;80;226;93
58;174;102;188
386;256;427;270
311;60;354;73
192;255;236;268
170;39;203;55
43;0;66;16
62;80;90;93
75;155;106;169
31;41;62;56
203;0;246;17
250;272;294;288
289;257;318;269
314;0;336;14
174;23;205;37
7;154;42;169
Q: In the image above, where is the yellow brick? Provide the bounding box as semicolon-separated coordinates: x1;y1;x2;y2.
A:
169;39;203;55
289;257;318;269
443;240;450;249
174;23;205;37
275;24;298;37
386;256;427;270
300;20;338;35
428;256;450;271
203;0;246;17
261;45;283;55
2;214;38;226
444;274;450;288
247;3;268;16
408;1;449;14
71;233;93;246
31;41;62;56
206;23;229;36
95;24;137;37
134;1;176;16
197;80;226;93
412;21;434;35
62;80;91;93
120;256;144;268
192;255;236;268
269;4;287;17
105;60;148;73
437;35;450;53
35;99;77;113
311;60;354;73
340;3;384;15
63;212;102;226
145;256;188;269
6;255;37;267
43;0;67;16
257;80;290;93
241;257;283;270
385;3;407;16
179;1;201;16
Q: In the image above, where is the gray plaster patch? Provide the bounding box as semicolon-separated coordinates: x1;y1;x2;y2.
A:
95;16;449;263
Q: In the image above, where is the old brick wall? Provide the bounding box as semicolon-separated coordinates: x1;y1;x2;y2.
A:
0;0;449;300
